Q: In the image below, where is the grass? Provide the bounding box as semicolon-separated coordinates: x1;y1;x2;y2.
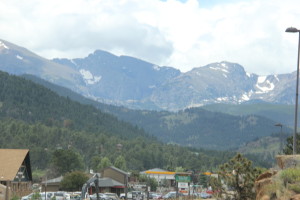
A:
280;168;300;186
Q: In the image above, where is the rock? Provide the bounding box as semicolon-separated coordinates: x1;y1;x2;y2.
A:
260;195;270;200
276;155;300;169
291;194;300;200
255;177;274;200
256;170;277;182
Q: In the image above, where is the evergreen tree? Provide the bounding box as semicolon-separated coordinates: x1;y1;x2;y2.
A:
60;171;89;192
199;174;208;188
217;153;261;200
283;134;300;154
98;157;112;171
114;155;127;171
50;149;84;176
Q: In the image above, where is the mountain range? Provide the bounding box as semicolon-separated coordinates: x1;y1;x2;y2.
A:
0;39;297;111
21;73;290;151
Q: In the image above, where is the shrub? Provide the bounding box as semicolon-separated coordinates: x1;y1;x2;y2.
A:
288;183;300;193
280;168;300;186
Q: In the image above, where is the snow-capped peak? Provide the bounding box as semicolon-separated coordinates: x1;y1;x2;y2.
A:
209;63;229;73
220;62;228;69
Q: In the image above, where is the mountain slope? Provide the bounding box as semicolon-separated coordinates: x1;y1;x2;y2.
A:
201;103;295;128
21;74;291;150
0;39;297;111
0;70;247;171
0;39;86;94
0;70;148;140
53;50;181;110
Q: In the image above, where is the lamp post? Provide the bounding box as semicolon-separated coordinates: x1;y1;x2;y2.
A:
275;123;283;154
286;27;300;155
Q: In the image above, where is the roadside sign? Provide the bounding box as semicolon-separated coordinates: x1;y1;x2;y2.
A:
178;182;188;188
175;175;191;182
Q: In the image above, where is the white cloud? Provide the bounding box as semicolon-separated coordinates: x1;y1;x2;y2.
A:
0;0;300;75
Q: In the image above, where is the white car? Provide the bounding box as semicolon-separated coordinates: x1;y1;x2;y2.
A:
120;191;142;200
89;193;111;200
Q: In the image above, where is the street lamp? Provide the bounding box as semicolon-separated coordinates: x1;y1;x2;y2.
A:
286;26;300;155
274;123;283;154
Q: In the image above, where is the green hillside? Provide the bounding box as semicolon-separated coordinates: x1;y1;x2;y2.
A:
22;74;291;151
0;71;242;174
202;103;294;128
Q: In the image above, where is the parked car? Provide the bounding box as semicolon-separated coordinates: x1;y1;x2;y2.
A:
162;192;183;199
40;192;56;200
120;191;142;199
22;192;56;200
104;193;120;200
70;193;81;200
199;192;212;199
55;192;68;200
90;193;111;200
21;193;34;200
149;193;162;199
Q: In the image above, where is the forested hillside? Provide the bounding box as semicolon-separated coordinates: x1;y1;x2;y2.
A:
22;74;285;150
0;71;245;175
1;71;147;139
202;103;294;128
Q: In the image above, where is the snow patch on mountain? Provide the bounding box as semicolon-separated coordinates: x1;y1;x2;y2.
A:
255;76;275;94
257;76;267;83
153;65;160;71
221;62;229;69
71;59;78;66
16;55;23;60
240;90;254;101
0;41;9;49
217;96;230;101
210;66;229;73
79;69;101;85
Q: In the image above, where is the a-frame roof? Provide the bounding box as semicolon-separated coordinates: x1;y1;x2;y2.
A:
103;166;130;176
0;149;32;181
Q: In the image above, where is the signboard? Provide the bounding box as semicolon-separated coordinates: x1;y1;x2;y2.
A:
175;175;191;182
178;182;188;188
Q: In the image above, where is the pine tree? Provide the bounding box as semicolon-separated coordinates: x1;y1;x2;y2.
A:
217;153;261;200
199;174;208;188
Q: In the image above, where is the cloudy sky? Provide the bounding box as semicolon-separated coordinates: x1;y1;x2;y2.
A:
1;0;300;75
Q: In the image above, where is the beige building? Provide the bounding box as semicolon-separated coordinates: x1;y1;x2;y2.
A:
0;149;32;200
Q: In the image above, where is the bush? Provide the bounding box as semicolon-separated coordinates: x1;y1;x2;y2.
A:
288;183;300;193
280;168;300;186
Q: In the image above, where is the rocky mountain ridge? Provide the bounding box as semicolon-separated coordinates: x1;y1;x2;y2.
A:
0;39;296;111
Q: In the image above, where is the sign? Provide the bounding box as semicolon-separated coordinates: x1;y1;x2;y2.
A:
178;182;188;188
175;175;191;182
